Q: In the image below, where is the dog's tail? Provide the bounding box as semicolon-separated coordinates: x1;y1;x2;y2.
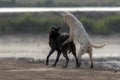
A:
90;42;107;48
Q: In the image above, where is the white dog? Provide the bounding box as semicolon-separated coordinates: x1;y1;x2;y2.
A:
61;12;106;68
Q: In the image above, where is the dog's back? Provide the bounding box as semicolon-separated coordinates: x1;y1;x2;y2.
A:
56;33;69;46
49;29;75;53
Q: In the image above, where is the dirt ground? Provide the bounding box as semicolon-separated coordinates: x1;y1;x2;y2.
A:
0;58;120;80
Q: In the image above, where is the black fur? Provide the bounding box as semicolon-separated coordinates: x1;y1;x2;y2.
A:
46;26;79;68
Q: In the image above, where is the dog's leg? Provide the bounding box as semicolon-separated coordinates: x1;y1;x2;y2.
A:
46;49;54;66
62;32;73;46
89;53;93;68
78;48;84;67
71;45;79;68
62;52;69;68
52;50;61;67
72;52;79;68
62;38;72;46
88;47;93;68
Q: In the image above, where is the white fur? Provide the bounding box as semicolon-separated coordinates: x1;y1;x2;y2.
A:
61;12;106;68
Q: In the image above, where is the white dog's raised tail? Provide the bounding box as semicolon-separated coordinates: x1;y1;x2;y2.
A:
90;42;107;48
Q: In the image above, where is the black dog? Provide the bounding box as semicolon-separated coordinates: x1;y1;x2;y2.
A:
46;26;79;68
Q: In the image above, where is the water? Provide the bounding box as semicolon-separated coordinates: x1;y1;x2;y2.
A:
0;34;120;70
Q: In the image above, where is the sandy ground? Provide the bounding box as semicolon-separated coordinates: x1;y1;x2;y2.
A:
0;58;120;80
0;34;120;80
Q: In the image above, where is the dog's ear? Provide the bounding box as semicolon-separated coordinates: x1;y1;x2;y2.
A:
57;27;61;31
66;12;71;14
60;11;71;16
50;25;56;29
60;12;67;16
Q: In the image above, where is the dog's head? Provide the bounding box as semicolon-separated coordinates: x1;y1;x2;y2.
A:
49;25;61;38
60;12;71;21
60;12;76;26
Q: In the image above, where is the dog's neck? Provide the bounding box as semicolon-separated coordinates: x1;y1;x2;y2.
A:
64;14;80;29
49;32;60;40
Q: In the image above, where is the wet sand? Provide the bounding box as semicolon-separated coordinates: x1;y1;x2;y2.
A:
0;58;120;80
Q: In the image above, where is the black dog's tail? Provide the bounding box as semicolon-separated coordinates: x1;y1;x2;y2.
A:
67;41;76;54
62;43;72;54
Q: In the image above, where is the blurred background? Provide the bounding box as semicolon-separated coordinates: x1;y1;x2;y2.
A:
0;0;120;7
0;12;120;69
0;12;120;34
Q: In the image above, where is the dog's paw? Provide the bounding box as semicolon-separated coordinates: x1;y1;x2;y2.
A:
90;65;93;69
76;65;80;68
62;65;67;68
46;63;49;66
52;64;56;67
78;62;81;67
